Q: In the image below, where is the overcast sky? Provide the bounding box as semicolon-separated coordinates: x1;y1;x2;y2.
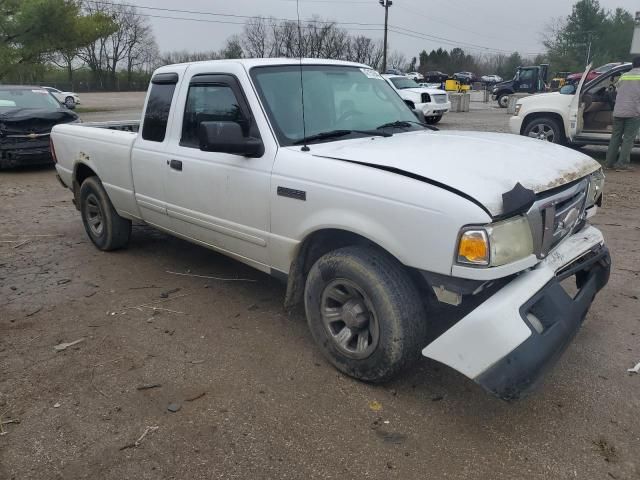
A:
125;0;638;59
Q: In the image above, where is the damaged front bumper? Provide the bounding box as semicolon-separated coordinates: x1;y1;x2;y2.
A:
422;225;610;401
0;138;53;168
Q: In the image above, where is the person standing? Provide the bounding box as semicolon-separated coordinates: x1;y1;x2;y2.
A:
606;57;640;171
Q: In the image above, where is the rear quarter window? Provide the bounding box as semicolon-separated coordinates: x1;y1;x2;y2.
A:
142;78;178;142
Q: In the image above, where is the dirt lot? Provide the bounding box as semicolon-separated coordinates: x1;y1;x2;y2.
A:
1;96;640;479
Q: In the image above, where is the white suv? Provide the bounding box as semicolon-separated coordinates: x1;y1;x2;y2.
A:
383;74;451;124
510;63;638;147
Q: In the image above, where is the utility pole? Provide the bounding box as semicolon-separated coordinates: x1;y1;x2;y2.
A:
380;0;392;72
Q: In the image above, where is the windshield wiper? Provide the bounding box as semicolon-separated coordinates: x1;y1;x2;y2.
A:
376;120;438;131
293;129;391;145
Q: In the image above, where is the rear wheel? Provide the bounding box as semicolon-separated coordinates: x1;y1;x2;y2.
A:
497;93;509;108
304;246;427;383
425;115;442;125
523;117;565;145
65;96;76;109
79;176;131;251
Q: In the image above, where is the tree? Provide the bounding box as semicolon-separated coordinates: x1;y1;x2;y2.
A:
544;0;634;71
79;1;158;90
0;0;112;80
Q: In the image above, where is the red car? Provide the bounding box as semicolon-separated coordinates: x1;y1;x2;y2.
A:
566;62;624;84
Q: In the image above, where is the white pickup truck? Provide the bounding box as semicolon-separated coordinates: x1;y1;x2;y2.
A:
383;74;451;124
52;59;611;400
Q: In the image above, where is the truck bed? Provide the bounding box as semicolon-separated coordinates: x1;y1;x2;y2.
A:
51;121;141;218
80;120;140;133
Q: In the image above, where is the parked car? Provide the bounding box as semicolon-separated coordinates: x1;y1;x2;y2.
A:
383;68;404;76
423;71;449;83
383;74;451;124
453;71;476;83
565;62;624;85
481;74;503;84
0;85;78;168
510;62;634;147
406;71;424;81
51;58;610;400
41;86;81;109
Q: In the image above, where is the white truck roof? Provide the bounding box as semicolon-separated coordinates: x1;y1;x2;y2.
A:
154;58;371;74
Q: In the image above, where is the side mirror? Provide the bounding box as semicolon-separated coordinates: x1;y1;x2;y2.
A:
404;99;416;109
560;84;576;95
198;121;264;158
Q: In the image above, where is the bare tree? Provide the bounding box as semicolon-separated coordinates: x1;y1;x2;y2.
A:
242;17;269;58
79;1;158;90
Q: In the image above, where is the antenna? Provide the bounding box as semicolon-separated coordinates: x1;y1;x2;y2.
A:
296;0;309;152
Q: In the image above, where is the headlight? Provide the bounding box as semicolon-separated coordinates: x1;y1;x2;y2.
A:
586;168;604;208
457;216;534;267
514;104;522;116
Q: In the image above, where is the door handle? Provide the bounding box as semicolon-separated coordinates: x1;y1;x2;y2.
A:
168;159;182;171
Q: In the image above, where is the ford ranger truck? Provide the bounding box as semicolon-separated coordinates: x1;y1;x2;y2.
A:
51;59;611;400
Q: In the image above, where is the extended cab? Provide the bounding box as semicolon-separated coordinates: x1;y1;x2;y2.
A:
510;63;637;147
383;74;450;124
52;59;610;400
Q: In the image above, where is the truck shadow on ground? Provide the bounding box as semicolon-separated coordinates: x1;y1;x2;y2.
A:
120;225;561;421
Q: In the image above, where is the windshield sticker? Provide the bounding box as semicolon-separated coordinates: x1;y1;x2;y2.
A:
361;68;383;80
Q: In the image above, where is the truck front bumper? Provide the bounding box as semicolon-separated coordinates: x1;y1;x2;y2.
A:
416;101;451;118
422;225;610;400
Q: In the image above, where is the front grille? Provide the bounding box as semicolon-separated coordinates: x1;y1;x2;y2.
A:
526;180;589;258
421;93;431;103
433;94;448;104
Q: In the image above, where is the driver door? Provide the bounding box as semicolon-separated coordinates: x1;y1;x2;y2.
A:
163;68;276;267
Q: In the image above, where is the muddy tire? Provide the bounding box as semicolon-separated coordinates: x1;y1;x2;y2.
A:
304;246;427;383
79;176;131;251
497;93;509;108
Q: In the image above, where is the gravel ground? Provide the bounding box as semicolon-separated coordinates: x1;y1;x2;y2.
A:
1;93;639;480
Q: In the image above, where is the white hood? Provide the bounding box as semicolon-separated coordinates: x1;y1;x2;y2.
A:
399;87;444;97
308;130;601;216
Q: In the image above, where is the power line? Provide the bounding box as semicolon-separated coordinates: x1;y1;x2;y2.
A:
388;25;544;56
85;0;538;56
86;0;384;28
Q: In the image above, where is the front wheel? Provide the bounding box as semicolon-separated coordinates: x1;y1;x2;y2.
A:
497;93;509;108
79;176;131;251
523;117;565;145
304;246;427;383
425;115;442;125
65;96;76;109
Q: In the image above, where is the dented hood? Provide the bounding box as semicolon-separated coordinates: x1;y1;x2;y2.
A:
0;108;78;134
308;130;601;216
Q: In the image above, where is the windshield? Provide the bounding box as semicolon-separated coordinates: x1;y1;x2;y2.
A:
594;63;618;73
251;65;418;146
389;77;420;89
0;88;61;110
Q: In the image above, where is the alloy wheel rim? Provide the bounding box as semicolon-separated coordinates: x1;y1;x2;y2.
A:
528;124;555;142
320;279;379;359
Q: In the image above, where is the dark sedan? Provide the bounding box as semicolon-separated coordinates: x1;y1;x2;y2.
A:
0;86;78;168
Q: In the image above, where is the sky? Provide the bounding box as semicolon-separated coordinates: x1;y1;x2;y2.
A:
119;0;639;59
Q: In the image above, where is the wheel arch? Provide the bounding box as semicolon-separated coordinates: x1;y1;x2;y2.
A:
72;163;99;210
283;228;429;309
